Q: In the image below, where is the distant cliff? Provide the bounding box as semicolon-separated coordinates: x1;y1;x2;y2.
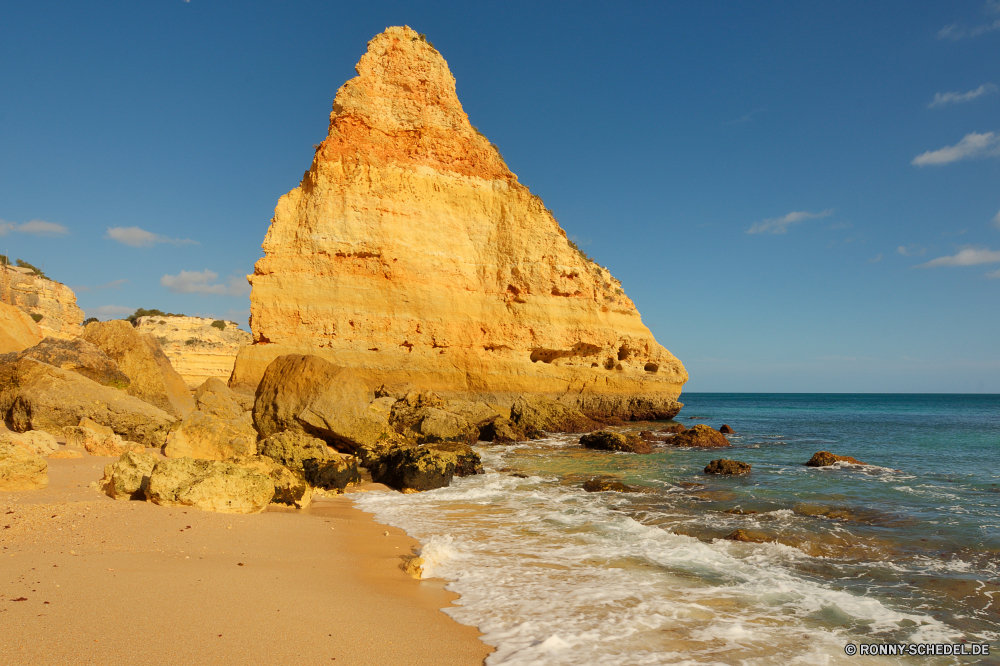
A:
135;316;251;389
232;26;687;419
0;264;84;339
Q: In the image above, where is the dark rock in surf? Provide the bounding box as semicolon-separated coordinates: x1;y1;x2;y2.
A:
579;430;652;454
704;459;751;475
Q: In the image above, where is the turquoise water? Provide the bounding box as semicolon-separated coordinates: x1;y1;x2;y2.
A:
356;394;1000;665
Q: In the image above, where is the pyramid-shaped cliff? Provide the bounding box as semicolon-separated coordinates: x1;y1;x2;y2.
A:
231;26;687;419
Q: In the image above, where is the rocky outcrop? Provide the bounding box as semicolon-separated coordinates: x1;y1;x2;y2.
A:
805;451;867;467
302;455;360;494
64;418;145;456
0;337;129;387
0;358;176;446
144;458;275;514
100;450;158;500
83;320;195;418
579;430;652;454
0;301;43;353
389;391;481;444
252;354;398;454
0;430;58;456
367;445;456;493
134;316;252;389
670;424;730;448
725;529;773;543
231;26;687;422
0;264;84;339
162;410;256;460
0;441;48;490
582;477;632;493
704;459;751;475
510;395;597;436
719;424;735;434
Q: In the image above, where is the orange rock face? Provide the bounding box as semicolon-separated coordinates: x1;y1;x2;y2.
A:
233;26;687;419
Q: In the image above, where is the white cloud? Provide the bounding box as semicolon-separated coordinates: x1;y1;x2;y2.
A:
746;209;834;235
897;245;926;257
0;219;69;236
86;305;133;320
867;253;883;264
993;209;1000;228
160;270;249;296
938;19;1000;39
987;268;1000;278
928;83;997;108
912;132;1000;166
106;226;198;248
918;246;1000;267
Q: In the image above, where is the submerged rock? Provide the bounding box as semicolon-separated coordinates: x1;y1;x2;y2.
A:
805;451;867;467
670;424;730;448
719;424;735;434
704;459;751;475
579;430;652;454
0;441;47;490
725;529;773;543
582;477;632;493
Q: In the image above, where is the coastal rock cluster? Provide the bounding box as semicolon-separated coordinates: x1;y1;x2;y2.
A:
134;316;251;389
232;26;687;421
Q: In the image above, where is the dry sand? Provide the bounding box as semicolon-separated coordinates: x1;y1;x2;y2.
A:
0;454;493;665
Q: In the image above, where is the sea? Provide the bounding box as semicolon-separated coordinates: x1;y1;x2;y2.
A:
354;394;1000;665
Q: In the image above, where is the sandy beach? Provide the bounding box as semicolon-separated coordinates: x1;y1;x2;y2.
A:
0;454;492;666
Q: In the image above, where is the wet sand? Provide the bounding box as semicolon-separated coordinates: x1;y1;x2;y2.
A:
0;454;492;665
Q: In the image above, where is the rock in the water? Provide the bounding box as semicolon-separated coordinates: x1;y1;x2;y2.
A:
719;424;735;434
805;451;867;467
660;423;686;434
477;415;525;443
100;450;158;500
367;445;456;492
0;301;43;353
670;424;730;448
579;430;653;454
64;419;145;457
302;454;360;494
0;440;47;490
582;477;632;492
704;459;751;475
230;26;687;424
423;441;483;476
725;529;773;543
83;320;195;418
133;316;252;390
0;337;129;387
0;359;176;446
0;263;84;339
145;457;274;514
258;430;332;472
163;410;257;461
0;430;58;456
252;354;398;454
511;395;597;436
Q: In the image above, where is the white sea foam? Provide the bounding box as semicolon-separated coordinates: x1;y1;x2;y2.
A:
355;446;960;665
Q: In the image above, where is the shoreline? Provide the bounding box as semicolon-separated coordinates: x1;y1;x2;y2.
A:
0;454;492;665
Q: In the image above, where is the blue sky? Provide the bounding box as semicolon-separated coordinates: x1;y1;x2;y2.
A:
1;1;998;392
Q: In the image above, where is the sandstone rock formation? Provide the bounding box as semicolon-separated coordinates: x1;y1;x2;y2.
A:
162;410;256;460
231;26;687;421
0;430;59;456
64;418;145;456
0;358;176;446
0;337;130;387
0;301;43;353
145;458;274;514
83;320;195;418
0;440;48;490
135;316;252;389
257;430;333;472
805;451;867;467
704;459;751;475
0;264;84;339
670;424;730;448
579;430;652;454
100;450;158;500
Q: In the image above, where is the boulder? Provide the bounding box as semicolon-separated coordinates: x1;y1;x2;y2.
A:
163;410;257;461
0;337;129;387
660;423;686;434
582;477;632;493
805;451;867;467
302;454;361;494
0;359;176;446
367;445;456;492
100;450;158;500
0;441;47;490
719;424;735;434
83;320;195;418
144;457;275;514
423;441;483;476
670;424;730;448
725;529;773;543
257;430;332;472
579;430;653;454
477;416;525;443
0;430;59;456
510;395;597;436
64;420;145;457
193;378;246;421
704;459;751;475
0;301;43;354
252;354;397;454
390;395;479;445
443;399;500;428
229;455;313;508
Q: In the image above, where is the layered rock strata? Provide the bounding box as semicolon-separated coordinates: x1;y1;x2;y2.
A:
135;316;252;389
232;26;687;420
0;264;84;339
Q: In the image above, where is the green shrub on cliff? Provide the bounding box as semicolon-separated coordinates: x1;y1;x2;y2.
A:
126;308;186;325
211;320;226;331
30;313;43;323
15;259;47;279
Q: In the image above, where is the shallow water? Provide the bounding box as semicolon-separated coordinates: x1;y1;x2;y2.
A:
355;394;1000;665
